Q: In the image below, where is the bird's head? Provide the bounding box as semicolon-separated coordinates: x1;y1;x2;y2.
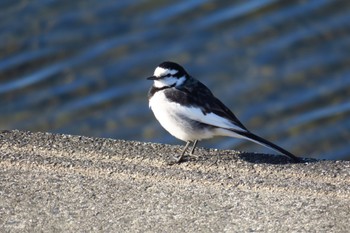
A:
147;61;188;88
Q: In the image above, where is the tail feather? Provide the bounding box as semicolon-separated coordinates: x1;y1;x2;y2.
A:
234;130;301;162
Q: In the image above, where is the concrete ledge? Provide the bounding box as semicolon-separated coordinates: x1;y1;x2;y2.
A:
0;130;349;232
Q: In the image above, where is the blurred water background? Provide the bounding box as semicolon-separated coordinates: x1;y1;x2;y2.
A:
1;0;349;160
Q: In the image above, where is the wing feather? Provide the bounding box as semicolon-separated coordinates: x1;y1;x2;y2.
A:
164;77;248;132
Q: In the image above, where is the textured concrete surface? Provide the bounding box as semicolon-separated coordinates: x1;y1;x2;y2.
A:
0;130;349;232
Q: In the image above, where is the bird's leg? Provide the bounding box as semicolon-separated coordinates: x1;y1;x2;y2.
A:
188;140;201;160
173;141;191;163
190;140;198;155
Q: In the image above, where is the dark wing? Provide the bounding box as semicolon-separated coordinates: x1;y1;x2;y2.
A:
165;77;248;131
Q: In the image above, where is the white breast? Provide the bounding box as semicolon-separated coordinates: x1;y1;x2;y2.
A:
149;91;212;141
149;90;244;142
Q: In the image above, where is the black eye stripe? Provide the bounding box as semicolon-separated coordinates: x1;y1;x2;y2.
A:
162;71;181;78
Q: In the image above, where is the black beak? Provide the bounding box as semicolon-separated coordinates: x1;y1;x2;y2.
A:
147;76;157;80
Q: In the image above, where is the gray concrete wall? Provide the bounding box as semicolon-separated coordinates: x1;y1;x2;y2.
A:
0;130;349;232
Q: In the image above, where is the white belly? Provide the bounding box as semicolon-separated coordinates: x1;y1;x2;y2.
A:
149;91;215;142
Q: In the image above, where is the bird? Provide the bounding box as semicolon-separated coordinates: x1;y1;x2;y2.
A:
147;61;301;163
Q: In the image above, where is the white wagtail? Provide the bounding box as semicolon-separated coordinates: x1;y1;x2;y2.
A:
147;61;300;163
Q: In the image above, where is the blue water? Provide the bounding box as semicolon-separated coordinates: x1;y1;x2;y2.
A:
1;0;349;160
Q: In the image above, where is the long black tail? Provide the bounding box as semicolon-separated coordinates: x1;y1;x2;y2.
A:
234;130;301;162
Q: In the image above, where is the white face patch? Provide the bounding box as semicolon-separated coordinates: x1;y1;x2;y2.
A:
152;66;186;88
154;77;177;88
154;67;177;78
153;75;187;88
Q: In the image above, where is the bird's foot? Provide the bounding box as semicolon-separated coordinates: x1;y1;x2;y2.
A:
187;153;201;160
166;155;184;165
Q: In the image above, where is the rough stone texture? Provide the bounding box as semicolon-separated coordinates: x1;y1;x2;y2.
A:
0;130;349;232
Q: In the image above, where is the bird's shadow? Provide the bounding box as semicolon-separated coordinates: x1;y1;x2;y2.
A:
178;150;318;165
235;152;318;165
